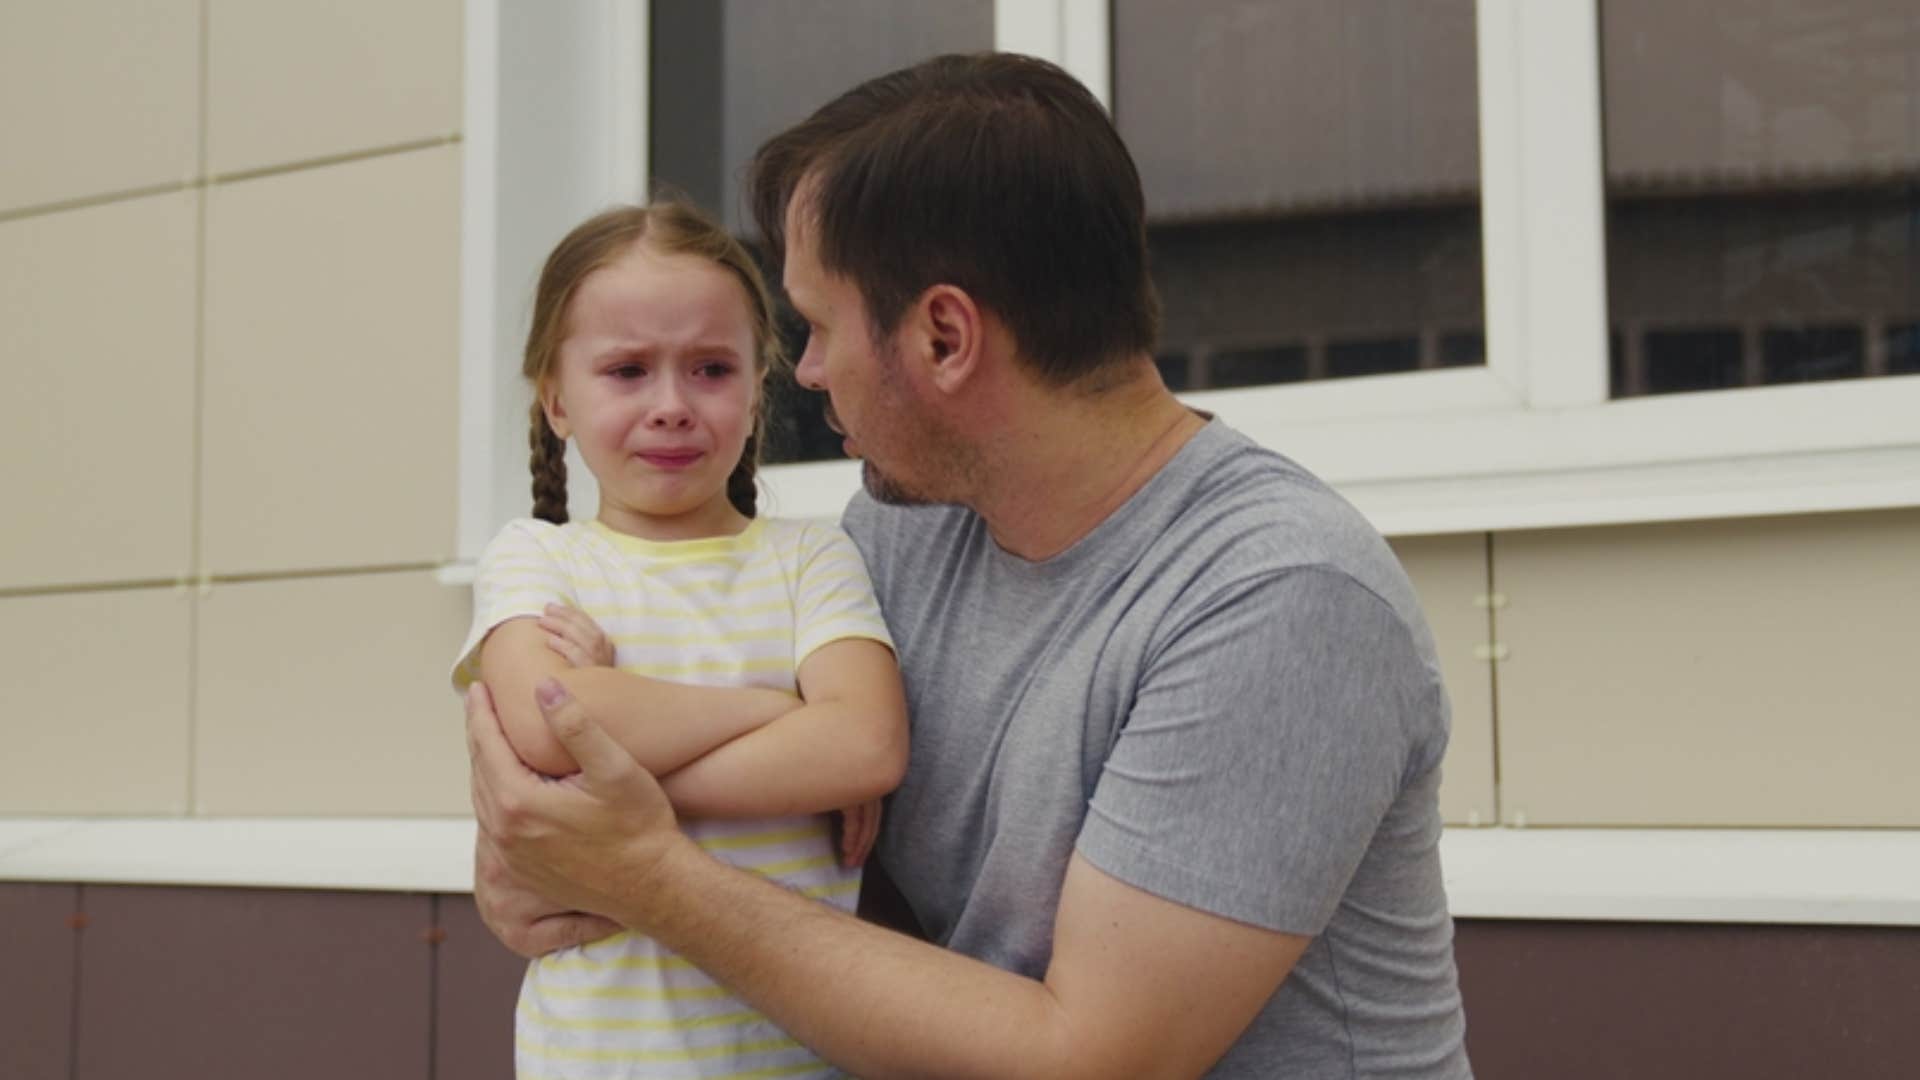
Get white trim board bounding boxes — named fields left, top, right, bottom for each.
left=0, top=819, right=475, bottom=894
left=4, top=820, right=1918, bottom=927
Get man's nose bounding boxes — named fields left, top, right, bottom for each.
left=794, top=343, right=826, bottom=391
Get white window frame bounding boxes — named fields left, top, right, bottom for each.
left=453, top=0, right=1920, bottom=572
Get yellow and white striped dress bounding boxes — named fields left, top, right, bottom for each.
left=453, top=515, right=893, bottom=1079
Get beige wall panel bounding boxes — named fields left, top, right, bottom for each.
left=206, top=0, right=461, bottom=175
left=1389, top=534, right=1497, bottom=826
left=194, top=571, right=472, bottom=814
left=1496, top=510, right=1920, bottom=827
left=0, top=589, right=191, bottom=814
left=201, top=147, right=459, bottom=576
left=0, top=0, right=199, bottom=213
left=0, top=194, right=198, bottom=589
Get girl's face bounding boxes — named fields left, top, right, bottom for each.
left=544, top=244, right=761, bottom=541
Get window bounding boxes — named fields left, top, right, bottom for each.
left=1114, top=0, right=1485, bottom=390
left=1602, top=0, right=1920, bottom=398
left=456, top=0, right=1920, bottom=563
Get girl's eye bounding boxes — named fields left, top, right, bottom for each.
left=608, top=363, right=645, bottom=380
left=696, top=361, right=736, bottom=379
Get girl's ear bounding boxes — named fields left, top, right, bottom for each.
left=540, top=382, right=571, bottom=440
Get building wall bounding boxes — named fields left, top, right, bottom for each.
left=2, top=1, right=1918, bottom=830
left=1, top=3, right=1917, bottom=1077
left=0, top=0, right=472, bottom=817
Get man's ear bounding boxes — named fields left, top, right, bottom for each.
left=540, top=383, right=572, bottom=440
left=918, top=284, right=983, bottom=394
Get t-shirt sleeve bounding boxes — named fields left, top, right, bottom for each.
left=450, top=520, right=577, bottom=692
left=792, top=521, right=894, bottom=668
left=1075, top=566, right=1440, bottom=937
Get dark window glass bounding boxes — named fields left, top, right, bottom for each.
left=649, top=0, right=993, bottom=463
left=1643, top=328, right=1745, bottom=395
left=1211, top=344, right=1309, bottom=388
left=1439, top=330, right=1485, bottom=368
left=1115, top=0, right=1484, bottom=392
left=1327, top=337, right=1420, bottom=380
left=1889, top=323, right=1920, bottom=375
left=1762, top=324, right=1865, bottom=384
left=1603, top=1, right=1920, bottom=398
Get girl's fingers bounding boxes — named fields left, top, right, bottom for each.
left=546, top=633, right=586, bottom=667
left=541, top=606, right=613, bottom=667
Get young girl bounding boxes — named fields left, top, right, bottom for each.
left=452, top=203, right=908, bottom=1079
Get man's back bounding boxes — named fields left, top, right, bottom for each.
left=851, top=419, right=1472, bottom=1077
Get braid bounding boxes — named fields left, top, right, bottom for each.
left=529, top=402, right=570, bottom=524
left=726, top=426, right=761, bottom=518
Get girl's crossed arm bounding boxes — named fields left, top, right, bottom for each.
left=477, top=611, right=908, bottom=821
left=478, top=613, right=795, bottom=779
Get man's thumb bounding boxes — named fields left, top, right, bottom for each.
left=534, top=678, right=624, bottom=778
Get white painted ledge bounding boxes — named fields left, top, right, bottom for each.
left=0, top=818, right=475, bottom=893
left=1439, top=828, right=1920, bottom=927
left=3, top=820, right=1917, bottom=927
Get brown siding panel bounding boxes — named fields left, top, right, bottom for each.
left=0, top=883, right=79, bottom=1080
left=432, top=894, right=524, bottom=1080
left=1456, top=919, right=1920, bottom=1080
left=74, top=885, right=432, bottom=1080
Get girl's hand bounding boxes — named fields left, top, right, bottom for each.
left=833, top=799, right=883, bottom=868
left=540, top=603, right=615, bottom=667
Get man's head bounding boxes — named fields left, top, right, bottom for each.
left=748, top=52, right=1160, bottom=391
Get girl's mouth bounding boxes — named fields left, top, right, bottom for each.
left=637, top=450, right=702, bottom=468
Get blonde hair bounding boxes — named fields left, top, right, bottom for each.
left=522, top=202, right=785, bottom=524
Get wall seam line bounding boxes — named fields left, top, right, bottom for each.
left=208, top=135, right=464, bottom=186
left=187, top=0, right=211, bottom=816
left=67, top=883, right=84, bottom=1080
left=1484, top=531, right=1504, bottom=826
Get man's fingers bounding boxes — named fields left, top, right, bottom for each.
left=465, top=683, right=516, bottom=770
left=535, top=678, right=637, bottom=786
left=523, top=912, right=623, bottom=958
left=466, top=682, right=534, bottom=829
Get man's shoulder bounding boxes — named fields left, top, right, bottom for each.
left=1149, top=422, right=1388, bottom=571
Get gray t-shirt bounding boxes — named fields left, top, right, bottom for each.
left=847, top=419, right=1471, bottom=1078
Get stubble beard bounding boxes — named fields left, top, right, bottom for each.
left=860, top=458, right=930, bottom=506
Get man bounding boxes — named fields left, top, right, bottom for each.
left=468, top=52, right=1472, bottom=1078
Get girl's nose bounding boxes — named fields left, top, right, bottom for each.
left=647, top=380, right=694, bottom=428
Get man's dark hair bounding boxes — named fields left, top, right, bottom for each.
left=747, top=52, right=1160, bottom=385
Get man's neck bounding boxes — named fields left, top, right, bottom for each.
left=972, top=367, right=1206, bottom=562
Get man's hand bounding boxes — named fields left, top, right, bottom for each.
left=833, top=799, right=883, bottom=868
left=539, top=602, right=615, bottom=668
left=472, top=831, right=621, bottom=958
left=465, top=679, right=690, bottom=927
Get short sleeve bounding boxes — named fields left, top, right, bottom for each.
left=1076, top=567, right=1440, bottom=936
left=792, top=521, right=894, bottom=667
left=449, top=520, right=578, bottom=691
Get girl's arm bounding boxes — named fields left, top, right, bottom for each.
left=657, top=637, right=909, bottom=819
left=477, top=617, right=800, bottom=777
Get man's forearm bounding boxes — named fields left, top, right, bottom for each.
left=627, top=840, right=1078, bottom=1080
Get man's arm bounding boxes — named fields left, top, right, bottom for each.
left=469, top=681, right=1304, bottom=1080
